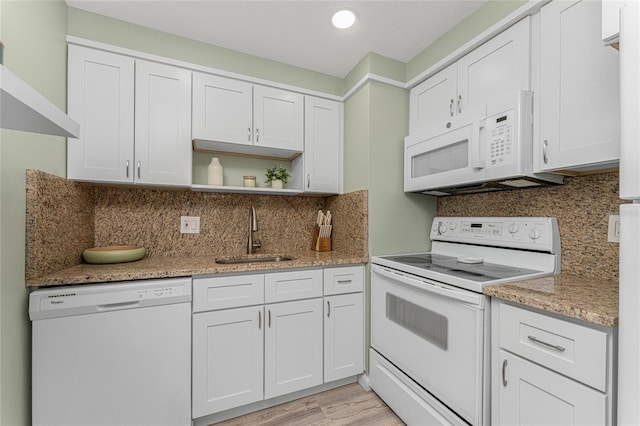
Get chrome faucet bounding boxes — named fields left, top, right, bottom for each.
left=247, top=206, right=261, bottom=254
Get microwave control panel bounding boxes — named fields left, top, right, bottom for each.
left=487, top=109, right=514, bottom=167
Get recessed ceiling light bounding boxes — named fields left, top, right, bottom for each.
left=331, top=9, right=357, bottom=30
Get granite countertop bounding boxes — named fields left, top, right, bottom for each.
left=484, top=273, right=619, bottom=327
left=26, top=250, right=368, bottom=288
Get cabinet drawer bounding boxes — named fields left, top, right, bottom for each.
left=323, top=265, right=364, bottom=295
left=264, top=269, right=322, bottom=303
left=499, top=303, right=608, bottom=391
left=193, top=274, right=264, bottom=312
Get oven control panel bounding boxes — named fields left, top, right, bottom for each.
left=431, top=217, right=559, bottom=252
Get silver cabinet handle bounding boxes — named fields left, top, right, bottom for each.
left=126, top=160, right=130, bottom=178
left=137, top=161, right=141, bottom=179
left=502, top=359, right=508, bottom=387
left=527, top=335, right=566, bottom=352
left=543, top=140, right=549, bottom=164
left=457, top=95, right=462, bottom=114
left=256, top=128, right=260, bottom=143
left=337, top=279, right=352, bottom=284
left=268, top=309, right=271, bottom=328
left=327, top=300, right=331, bottom=318
left=307, top=174, right=310, bottom=188
left=258, top=310, right=262, bottom=329
left=450, top=98, right=454, bottom=116
left=248, top=127, right=251, bottom=142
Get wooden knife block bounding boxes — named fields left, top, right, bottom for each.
left=311, top=225, right=332, bottom=252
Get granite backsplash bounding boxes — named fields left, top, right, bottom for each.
left=25, top=169, right=368, bottom=282
left=437, top=172, right=625, bottom=281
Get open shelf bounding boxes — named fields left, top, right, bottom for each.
left=191, top=184, right=303, bottom=195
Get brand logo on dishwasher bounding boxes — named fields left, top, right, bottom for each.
left=47, top=293, right=75, bottom=305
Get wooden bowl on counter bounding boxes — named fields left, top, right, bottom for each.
left=82, top=246, right=145, bottom=264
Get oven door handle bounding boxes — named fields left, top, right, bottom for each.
left=371, top=264, right=484, bottom=307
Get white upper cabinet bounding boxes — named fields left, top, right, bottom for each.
left=192, top=73, right=304, bottom=159
left=303, top=96, right=342, bottom=194
left=135, top=60, right=192, bottom=186
left=253, top=85, right=304, bottom=152
left=192, top=73, right=253, bottom=147
left=535, top=0, right=620, bottom=172
left=67, top=46, right=192, bottom=186
left=409, top=65, right=458, bottom=133
left=457, top=18, right=531, bottom=116
left=67, top=45, right=134, bottom=183
left=409, top=17, right=531, bottom=134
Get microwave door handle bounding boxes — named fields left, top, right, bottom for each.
left=471, top=119, right=486, bottom=170
left=371, top=265, right=484, bottom=307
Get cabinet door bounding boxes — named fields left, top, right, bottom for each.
left=304, top=97, right=342, bottom=194
left=253, top=85, right=304, bottom=152
left=67, top=45, right=134, bottom=183
left=135, top=60, right=192, bottom=186
left=409, top=64, right=457, bottom=133
left=264, top=298, right=323, bottom=399
left=457, top=17, right=531, bottom=116
left=192, top=73, right=253, bottom=146
left=192, top=306, right=264, bottom=418
left=602, top=0, right=629, bottom=44
left=498, top=350, right=607, bottom=426
left=537, top=0, right=620, bottom=171
left=324, top=293, right=364, bottom=382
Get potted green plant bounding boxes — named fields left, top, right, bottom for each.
left=265, top=165, right=291, bottom=189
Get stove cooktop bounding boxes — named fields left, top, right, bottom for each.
left=381, top=253, right=542, bottom=283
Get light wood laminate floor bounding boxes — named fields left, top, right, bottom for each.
left=212, top=383, right=405, bottom=425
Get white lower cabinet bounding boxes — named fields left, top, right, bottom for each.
left=324, top=292, right=364, bottom=382
left=192, top=265, right=364, bottom=421
left=192, top=306, right=264, bottom=418
left=264, top=298, right=324, bottom=399
left=499, top=350, right=607, bottom=425
left=491, top=299, right=616, bottom=426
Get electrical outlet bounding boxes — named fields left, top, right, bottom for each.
left=607, top=214, right=620, bottom=243
left=180, top=216, right=200, bottom=234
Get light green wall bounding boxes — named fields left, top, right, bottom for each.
left=406, top=0, right=528, bottom=81
left=344, top=52, right=406, bottom=91
left=0, top=1, right=69, bottom=424
left=368, top=82, right=435, bottom=256
left=343, top=85, right=371, bottom=192
left=67, top=7, right=344, bottom=97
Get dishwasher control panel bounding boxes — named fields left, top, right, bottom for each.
left=29, top=278, right=192, bottom=320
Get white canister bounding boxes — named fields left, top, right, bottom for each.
left=207, top=157, right=223, bottom=186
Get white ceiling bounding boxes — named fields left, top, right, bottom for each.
left=65, top=0, right=487, bottom=78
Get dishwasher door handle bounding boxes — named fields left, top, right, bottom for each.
left=97, top=301, right=140, bottom=311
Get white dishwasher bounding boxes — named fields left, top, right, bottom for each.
left=29, top=278, right=192, bottom=426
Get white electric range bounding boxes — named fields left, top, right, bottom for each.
left=369, top=217, right=561, bottom=426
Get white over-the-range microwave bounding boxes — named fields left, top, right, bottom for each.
left=404, top=90, right=563, bottom=196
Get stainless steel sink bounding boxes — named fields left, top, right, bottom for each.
left=215, top=255, right=294, bottom=264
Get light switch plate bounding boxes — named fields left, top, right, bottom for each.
left=608, top=214, right=620, bottom=243
left=180, top=216, right=200, bottom=234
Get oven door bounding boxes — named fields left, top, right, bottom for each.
left=404, top=114, right=486, bottom=193
left=371, top=264, right=486, bottom=425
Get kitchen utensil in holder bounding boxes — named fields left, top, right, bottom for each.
left=312, top=225, right=332, bottom=252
